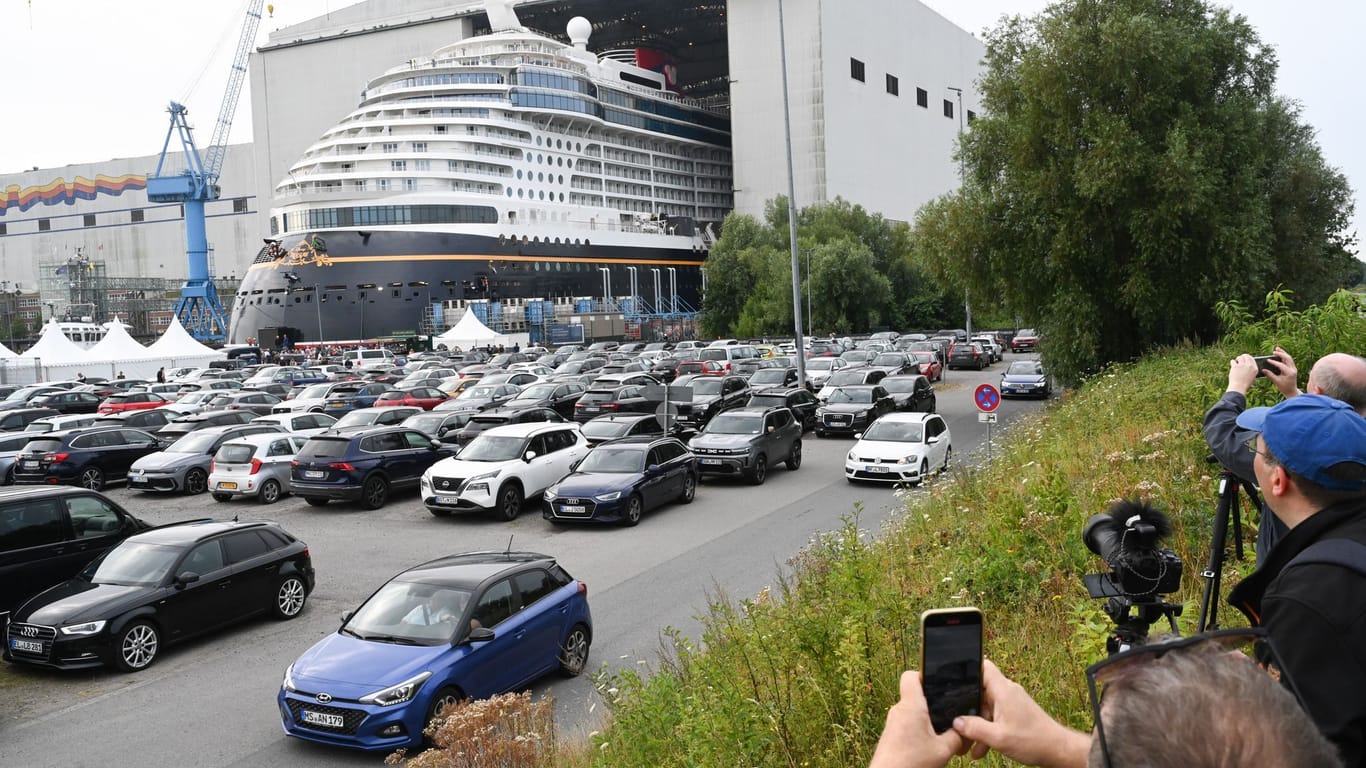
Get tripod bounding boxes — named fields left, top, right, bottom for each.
left=1196, top=457, right=1263, bottom=632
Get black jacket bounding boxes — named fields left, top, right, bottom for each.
left=1203, top=390, right=1288, bottom=560
left=1230, top=498, right=1366, bottom=767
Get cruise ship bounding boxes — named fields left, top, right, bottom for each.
left=228, top=0, right=732, bottom=344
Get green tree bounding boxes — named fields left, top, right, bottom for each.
left=913, top=0, right=1357, bottom=382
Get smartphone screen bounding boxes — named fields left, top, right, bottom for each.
left=921, top=607, right=983, bottom=733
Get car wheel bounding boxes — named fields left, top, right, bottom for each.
left=3, top=465, right=12, bottom=485
left=78, top=466, right=104, bottom=491
left=786, top=441, right=802, bottom=471
left=184, top=468, right=208, bottom=495
left=426, top=685, right=467, bottom=730
left=304, top=497, right=330, bottom=507
left=914, top=459, right=928, bottom=486
left=679, top=472, right=696, bottom=503
left=361, top=475, right=389, bottom=510
left=211, top=492, right=232, bottom=502
left=749, top=454, right=768, bottom=485
left=559, top=623, right=591, bottom=677
left=622, top=494, right=643, bottom=527
left=114, top=620, right=159, bottom=672
left=942, top=447, right=953, bottom=474
left=258, top=479, right=283, bottom=505
left=497, top=483, right=523, bottom=521
left=272, top=575, right=308, bottom=620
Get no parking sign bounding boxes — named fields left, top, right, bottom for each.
left=974, top=384, right=1001, bottom=412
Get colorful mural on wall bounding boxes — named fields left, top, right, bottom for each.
left=0, top=174, right=147, bottom=215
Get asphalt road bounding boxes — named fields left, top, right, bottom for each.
left=1, top=358, right=1048, bottom=766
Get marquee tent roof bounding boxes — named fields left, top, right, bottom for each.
left=145, top=316, right=222, bottom=358
left=435, top=310, right=508, bottom=349
left=0, top=341, right=15, bottom=359
left=19, top=320, right=88, bottom=363
left=87, top=316, right=150, bottom=360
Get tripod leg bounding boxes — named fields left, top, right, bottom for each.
left=1197, top=476, right=1234, bottom=632
left=1231, top=489, right=1244, bottom=562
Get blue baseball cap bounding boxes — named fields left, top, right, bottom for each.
left=1237, top=394, right=1366, bottom=491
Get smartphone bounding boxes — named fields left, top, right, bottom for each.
left=921, top=607, right=983, bottom=733
left=1253, top=355, right=1276, bottom=377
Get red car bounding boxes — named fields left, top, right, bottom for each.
left=97, top=392, right=173, bottom=414
left=675, top=359, right=726, bottom=377
left=373, top=386, right=450, bottom=411
left=911, top=351, right=944, bottom=382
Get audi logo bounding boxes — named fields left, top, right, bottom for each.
left=564, top=498, right=583, bottom=505
left=20, top=626, right=39, bottom=637
left=316, top=693, right=333, bottom=703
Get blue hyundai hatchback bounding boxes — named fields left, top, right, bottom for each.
left=290, top=426, right=456, bottom=509
left=278, top=551, right=592, bottom=751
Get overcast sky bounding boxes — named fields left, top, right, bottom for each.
left=2, top=0, right=1359, bottom=246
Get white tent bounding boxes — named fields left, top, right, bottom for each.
left=0, top=341, right=16, bottom=359
left=87, top=317, right=150, bottom=360
left=434, top=309, right=509, bottom=351
left=146, top=316, right=223, bottom=358
left=19, top=320, right=87, bottom=363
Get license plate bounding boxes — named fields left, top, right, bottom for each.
left=327, top=401, right=344, bottom=408
left=700, top=458, right=722, bottom=465
left=20, top=459, right=37, bottom=468
left=10, top=638, right=42, bottom=653
left=436, top=495, right=459, bottom=504
left=304, top=470, right=325, bottom=479
left=301, top=709, right=345, bottom=728
left=866, top=465, right=888, bottom=473
left=218, top=481, right=238, bottom=490
left=582, top=407, right=599, bottom=413
left=560, top=504, right=585, bottom=514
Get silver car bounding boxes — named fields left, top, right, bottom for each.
left=0, top=432, right=34, bottom=484
left=209, top=433, right=308, bottom=504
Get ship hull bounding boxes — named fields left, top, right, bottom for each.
left=228, top=229, right=706, bottom=345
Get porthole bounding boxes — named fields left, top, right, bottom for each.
left=559, top=193, right=565, bottom=202
left=518, top=188, right=524, bottom=198
left=536, top=136, right=543, bottom=146
left=538, top=172, right=544, bottom=182
left=538, top=154, right=544, bottom=163
left=556, top=139, right=563, bottom=149
left=558, top=175, right=564, bottom=184
left=507, top=188, right=513, bottom=197
left=576, top=142, right=582, bottom=152
left=516, top=169, right=523, bottom=179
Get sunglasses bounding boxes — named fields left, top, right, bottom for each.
left=1085, top=628, right=1302, bottom=768
left=1243, top=435, right=1273, bottom=462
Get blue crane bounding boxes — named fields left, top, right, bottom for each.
left=146, top=0, right=265, bottom=343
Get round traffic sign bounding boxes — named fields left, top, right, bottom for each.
left=974, top=383, right=1001, bottom=413
left=655, top=402, right=680, bottom=429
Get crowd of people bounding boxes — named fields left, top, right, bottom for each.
left=871, top=349, right=1366, bottom=768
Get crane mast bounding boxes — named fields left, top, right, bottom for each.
left=146, top=0, right=264, bottom=342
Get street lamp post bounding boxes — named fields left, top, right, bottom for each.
left=947, top=85, right=971, bottom=336
left=597, top=268, right=611, bottom=311
left=777, top=0, right=808, bottom=390
left=804, top=250, right=812, bottom=337
left=626, top=266, right=638, bottom=313
left=650, top=268, right=662, bottom=314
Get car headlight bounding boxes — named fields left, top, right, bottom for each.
left=465, top=470, right=498, bottom=494
left=59, top=620, right=106, bottom=636
left=359, top=671, right=432, bottom=707
left=847, top=451, right=857, bottom=461
left=283, top=664, right=297, bottom=692
left=896, top=454, right=920, bottom=465
left=420, top=474, right=432, bottom=491
left=596, top=491, right=621, bottom=501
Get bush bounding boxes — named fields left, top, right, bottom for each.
left=387, top=691, right=556, bottom=768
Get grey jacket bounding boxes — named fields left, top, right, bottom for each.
left=1202, top=390, right=1288, bottom=561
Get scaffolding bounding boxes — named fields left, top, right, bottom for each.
left=36, top=253, right=240, bottom=337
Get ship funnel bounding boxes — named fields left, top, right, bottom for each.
left=484, top=0, right=523, bottom=32
left=567, top=16, right=592, bottom=49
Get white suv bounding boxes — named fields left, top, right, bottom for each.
left=420, top=422, right=590, bottom=521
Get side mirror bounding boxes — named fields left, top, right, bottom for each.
left=341, top=610, right=354, bottom=623
left=766, top=425, right=775, bottom=434
left=928, top=435, right=941, bottom=444
left=646, top=463, right=661, bottom=474
left=464, top=626, right=496, bottom=644
left=854, top=432, right=863, bottom=440
left=175, top=571, right=200, bottom=588
left=429, top=441, right=441, bottom=451
left=524, top=450, right=538, bottom=462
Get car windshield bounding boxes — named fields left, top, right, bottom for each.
left=748, top=395, right=788, bottom=408
left=515, top=384, right=558, bottom=400
left=84, top=542, right=182, bottom=586
left=750, top=370, right=787, bottom=384
left=459, top=386, right=499, bottom=400
left=863, top=421, right=925, bottom=443
left=828, top=388, right=873, bottom=404
left=689, top=379, right=723, bottom=396
left=808, top=359, right=835, bottom=371
left=581, top=420, right=632, bottom=439
left=913, top=352, right=934, bottom=364
left=556, top=362, right=586, bottom=374
left=298, top=384, right=331, bottom=399
left=403, top=414, right=446, bottom=433
left=167, top=432, right=221, bottom=454
left=873, top=354, right=905, bottom=366
left=459, top=434, right=528, bottom=462
left=344, top=580, right=474, bottom=645
left=828, top=370, right=867, bottom=387
left=334, top=411, right=380, bottom=428
left=705, top=413, right=762, bottom=435
left=1018, top=329, right=1037, bottom=337
left=182, top=392, right=214, bottom=403
left=215, top=443, right=257, bottom=463
left=1008, top=362, right=1044, bottom=375
left=578, top=447, right=645, bottom=473
left=881, top=378, right=919, bottom=393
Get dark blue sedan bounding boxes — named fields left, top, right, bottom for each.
left=278, top=551, right=592, bottom=751
left=1000, top=360, right=1052, bottom=398
left=542, top=436, right=696, bottom=526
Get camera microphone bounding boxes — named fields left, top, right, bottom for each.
left=1083, top=500, right=1173, bottom=563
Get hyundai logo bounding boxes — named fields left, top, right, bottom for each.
left=316, top=693, right=333, bottom=703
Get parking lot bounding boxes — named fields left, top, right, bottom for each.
left=2, top=357, right=1048, bottom=766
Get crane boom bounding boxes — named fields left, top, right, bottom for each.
left=205, top=0, right=264, bottom=183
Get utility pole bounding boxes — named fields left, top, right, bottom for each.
left=948, top=86, right=971, bottom=336
left=778, top=0, right=808, bottom=389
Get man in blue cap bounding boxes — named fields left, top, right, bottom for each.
left=1230, top=394, right=1366, bottom=765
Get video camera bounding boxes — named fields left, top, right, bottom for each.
left=1081, top=500, right=1184, bottom=653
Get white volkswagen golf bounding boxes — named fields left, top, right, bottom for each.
left=844, top=412, right=951, bottom=485
left=421, top=422, right=590, bottom=521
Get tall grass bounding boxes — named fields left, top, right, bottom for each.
left=584, top=290, right=1365, bottom=767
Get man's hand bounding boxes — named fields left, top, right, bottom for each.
left=1264, top=347, right=1300, bottom=399
left=1227, top=354, right=1260, bottom=396
left=869, top=670, right=965, bottom=768
left=951, top=660, right=1090, bottom=768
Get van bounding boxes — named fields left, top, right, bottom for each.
left=0, top=487, right=149, bottom=625
left=697, top=344, right=761, bottom=374
left=342, top=348, right=397, bottom=371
